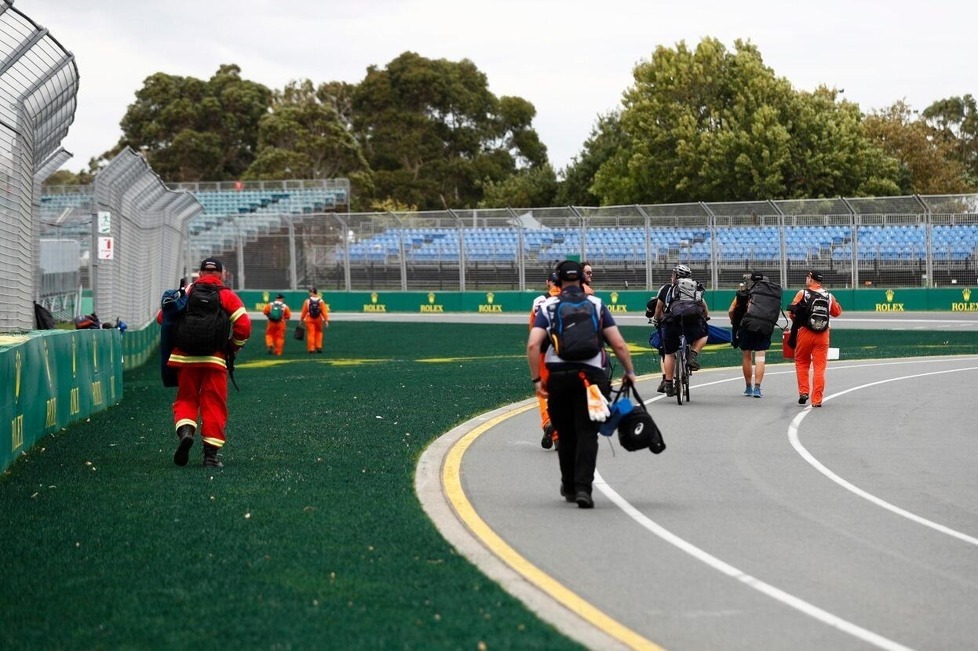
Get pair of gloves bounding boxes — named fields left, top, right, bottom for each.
left=581, top=374, right=611, bottom=422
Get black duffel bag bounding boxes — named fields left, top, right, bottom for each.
left=617, top=385, right=666, bottom=454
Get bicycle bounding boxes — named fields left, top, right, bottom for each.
left=674, top=325, right=692, bottom=405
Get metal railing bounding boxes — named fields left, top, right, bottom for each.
left=0, top=1, right=78, bottom=332
left=179, top=197, right=977, bottom=293
left=90, top=148, right=202, bottom=329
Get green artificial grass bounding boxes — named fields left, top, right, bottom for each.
left=1, top=322, right=976, bottom=650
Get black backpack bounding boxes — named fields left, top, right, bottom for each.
left=172, top=283, right=231, bottom=355
left=34, top=302, right=56, bottom=330
left=740, top=278, right=783, bottom=338
left=801, top=289, right=831, bottom=333
left=547, top=293, right=602, bottom=361
left=307, top=298, right=322, bottom=318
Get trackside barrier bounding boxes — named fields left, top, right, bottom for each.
left=238, top=287, right=978, bottom=316
left=1, top=329, right=123, bottom=473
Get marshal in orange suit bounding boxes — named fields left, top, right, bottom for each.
left=300, top=288, right=329, bottom=354
left=262, top=294, right=292, bottom=356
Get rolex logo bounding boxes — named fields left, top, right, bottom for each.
left=14, top=350, right=22, bottom=399
left=611, top=291, right=620, bottom=304
left=886, top=289, right=895, bottom=302
left=964, top=288, right=972, bottom=301
left=428, top=292, right=436, bottom=304
left=371, top=292, right=379, bottom=304
left=486, top=292, right=494, bottom=304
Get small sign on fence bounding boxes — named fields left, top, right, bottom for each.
left=97, top=236, right=114, bottom=260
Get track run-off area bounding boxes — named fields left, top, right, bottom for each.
left=411, top=309, right=977, bottom=650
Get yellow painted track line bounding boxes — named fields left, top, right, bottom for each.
left=441, top=403, right=663, bottom=651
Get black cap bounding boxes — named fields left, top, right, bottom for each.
left=547, top=272, right=559, bottom=284
left=750, top=271, right=764, bottom=281
left=199, top=257, right=223, bottom=273
left=309, top=287, right=318, bottom=294
left=556, top=260, right=582, bottom=282
left=808, top=270, right=824, bottom=282
left=275, top=294, right=285, bottom=299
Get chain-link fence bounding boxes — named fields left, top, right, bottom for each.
left=201, top=196, right=977, bottom=293
left=0, top=1, right=78, bottom=332
left=90, top=148, right=202, bottom=329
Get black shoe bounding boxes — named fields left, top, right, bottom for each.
left=173, top=425, right=195, bottom=466
left=541, top=422, right=555, bottom=449
left=812, top=403, right=822, bottom=408
left=316, top=349, right=323, bottom=353
left=656, top=377, right=667, bottom=393
left=687, top=350, right=701, bottom=371
left=560, top=484, right=576, bottom=503
left=798, top=393, right=809, bottom=405
left=203, top=444, right=223, bottom=469
left=665, top=381, right=676, bottom=397
left=267, top=346, right=274, bottom=354
left=575, top=491, right=594, bottom=509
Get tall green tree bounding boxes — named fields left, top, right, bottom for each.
left=592, top=37, right=902, bottom=205
left=864, top=101, right=972, bottom=194
left=351, top=52, right=547, bottom=210
left=921, top=94, right=978, bottom=188
left=479, top=164, right=558, bottom=208
left=244, top=80, right=371, bottom=185
left=118, top=64, right=272, bottom=182
left=786, top=87, right=901, bottom=198
left=555, top=112, right=624, bottom=206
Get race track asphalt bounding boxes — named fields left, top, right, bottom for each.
left=414, top=309, right=978, bottom=650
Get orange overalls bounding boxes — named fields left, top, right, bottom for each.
left=156, top=276, right=252, bottom=449
left=530, top=286, right=561, bottom=434
left=262, top=300, right=292, bottom=355
left=789, top=285, right=843, bottom=406
left=301, top=296, right=329, bottom=353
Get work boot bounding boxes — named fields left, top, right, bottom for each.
left=665, top=380, right=676, bottom=397
left=541, top=421, right=555, bottom=450
left=173, top=425, right=195, bottom=467
left=687, top=349, right=701, bottom=371
left=559, top=484, right=576, bottom=503
left=203, top=443, right=223, bottom=469
left=575, top=491, right=594, bottom=509
left=798, top=393, right=809, bottom=405
left=657, top=377, right=668, bottom=393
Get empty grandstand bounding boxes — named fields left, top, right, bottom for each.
left=38, top=186, right=978, bottom=295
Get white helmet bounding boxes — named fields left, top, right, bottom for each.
left=673, top=264, right=691, bottom=278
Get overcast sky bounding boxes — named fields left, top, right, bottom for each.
left=24, top=0, right=978, bottom=174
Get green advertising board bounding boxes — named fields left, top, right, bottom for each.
left=238, top=286, right=978, bottom=316
left=1, top=329, right=125, bottom=473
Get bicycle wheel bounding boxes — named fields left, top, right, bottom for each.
left=675, top=338, right=686, bottom=405
left=682, top=344, right=691, bottom=402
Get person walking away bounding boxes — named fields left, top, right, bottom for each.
left=530, top=272, right=562, bottom=450
left=653, top=265, right=709, bottom=397
left=646, top=272, right=675, bottom=393
left=301, top=288, right=329, bottom=353
left=263, top=293, right=291, bottom=356
left=527, top=260, right=638, bottom=509
left=787, top=270, right=842, bottom=407
left=158, top=257, right=251, bottom=468
left=729, top=271, right=781, bottom=398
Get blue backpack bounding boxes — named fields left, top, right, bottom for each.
left=547, top=293, right=602, bottom=361
left=159, top=287, right=189, bottom=387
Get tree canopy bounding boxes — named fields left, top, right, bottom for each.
left=352, top=51, right=548, bottom=210
left=47, top=43, right=978, bottom=204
